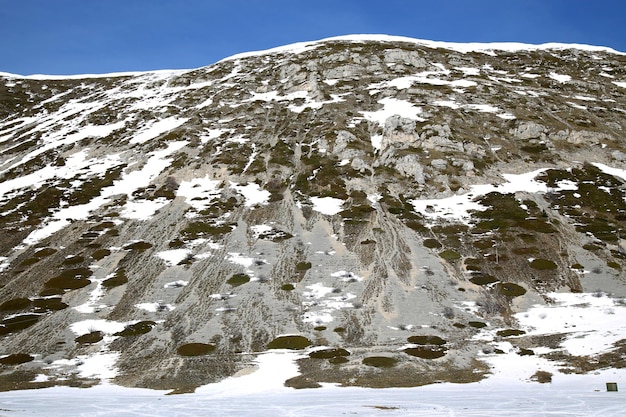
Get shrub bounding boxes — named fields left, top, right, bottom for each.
left=32, top=297, right=68, bottom=312
left=177, top=343, right=216, bottom=356
left=44, top=268, right=93, bottom=291
left=0, top=353, right=34, bottom=365
left=114, top=321, right=156, bottom=337
left=280, top=283, right=295, bottom=291
left=227, top=273, right=250, bottom=287
left=531, top=370, right=553, bottom=383
left=423, top=239, right=442, bottom=249
left=123, top=241, right=153, bottom=251
left=309, top=348, right=350, bottom=359
left=267, top=335, right=312, bottom=350
left=469, top=273, right=498, bottom=286
left=75, top=331, right=104, bottom=344
left=102, top=268, right=128, bottom=288
left=0, top=314, right=40, bottom=335
left=0, top=298, right=31, bottom=312
left=362, top=356, right=398, bottom=368
left=496, top=329, right=526, bottom=337
left=530, top=259, right=557, bottom=270
left=407, top=335, right=447, bottom=345
left=91, top=249, right=111, bottom=260
left=404, top=346, right=447, bottom=359
left=62, top=255, right=85, bottom=265
left=296, top=261, right=312, bottom=271
left=439, top=249, right=461, bottom=260
left=497, top=282, right=527, bottom=297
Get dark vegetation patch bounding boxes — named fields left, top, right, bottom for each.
left=473, top=193, right=555, bottom=233
left=468, top=321, right=487, bottom=329
left=309, top=348, right=350, bottom=359
left=280, top=283, right=295, bottom=291
left=267, top=335, right=312, bottom=350
left=43, top=268, right=93, bottom=292
left=439, top=249, right=461, bottom=261
left=181, top=221, right=234, bottom=239
left=423, top=238, right=442, bottom=249
left=0, top=314, right=40, bottom=335
left=114, top=321, right=156, bottom=337
left=32, top=297, right=68, bottom=312
left=469, top=273, right=498, bottom=286
left=123, top=241, right=153, bottom=251
left=0, top=298, right=31, bottom=312
left=257, top=229, right=293, bottom=241
left=339, top=204, right=374, bottom=223
left=177, top=343, right=216, bottom=356
left=531, top=370, right=553, bottom=383
left=362, top=356, right=398, bottom=368
left=497, top=282, right=527, bottom=297
left=91, top=249, right=111, bottom=260
left=227, top=273, right=250, bottom=287
left=102, top=268, right=128, bottom=288
left=0, top=353, right=34, bottom=365
left=407, top=335, right=447, bottom=345
left=403, top=346, right=447, bottom=359
left=296, top=261, right=312, bottom=271
left=538, top=164, right=626, bottom=242
left=62, top=255, right=85, bottom=265
left=168, top=238, right=185, bottom=248
left=497, top=329, right=527, bottom=337
left=530, top=258, right=558, bottom=270
left=75, top=331, right=104, bottom=344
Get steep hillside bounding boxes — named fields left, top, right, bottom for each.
left=1, top=35, right=625, bottom=392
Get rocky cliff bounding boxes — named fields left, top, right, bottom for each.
left=1, top=35, right=625, bottom=392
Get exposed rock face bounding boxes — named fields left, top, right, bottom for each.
left=0, top=36, right=625, bottom=392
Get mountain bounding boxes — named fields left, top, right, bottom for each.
left=1, top=35, right=625, bottom=393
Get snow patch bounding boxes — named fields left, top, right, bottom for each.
left=310, top=196, right=344, bottom=215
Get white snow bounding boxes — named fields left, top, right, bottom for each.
left=20, top=141, right=186, bottom=245
left=121, top=198, right=169, bottom=220
left=3, top=355, right=625, bottom=416
left=231, top=182, right=270, bottom=207
left=164, top=280, right=189, bottom=288
left=157, top=249, right=191, bottom=266
left=135, top=302, right=174, bottom=312
left=129, top=117, right=189, bottom=144
left=331, top=270, right=363, bottom=282
left=593, top=162, right=626, bottom=181
left=370, top=134, right=383, bottom=151
left=69, top=319, right=128, bottom=336
left=411, top=168, right=549, bottom=223
left=310, top=196, right=344, bottom=215
left=613, top=81, right=626, bottom=88
left=177, top=176, right=222, bottom=212
left=0, top=257, right=9, bottom=272
left=250, top=224, right=273, bottom=238
left=226, top=252, right=261, bottom=270
left=515, top=293, right=626, bottom=356
left=549, top=72, right=572, bottom=83
left=360, top=97, right=424, bottom=125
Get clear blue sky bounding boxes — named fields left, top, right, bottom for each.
left=2, top=0, right=625, bottom=75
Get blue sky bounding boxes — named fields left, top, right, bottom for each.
left=2, top=0, right=625, bottom=75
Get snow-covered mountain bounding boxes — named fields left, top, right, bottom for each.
left=1, top=35, right=625, bottom=392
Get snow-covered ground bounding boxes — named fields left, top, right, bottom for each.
left=0, top=367, right=623, bottom=416
left=2, top=293, right=625, bottom=416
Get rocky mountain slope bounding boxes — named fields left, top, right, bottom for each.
left=1, top=35, right=625, bottom=392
